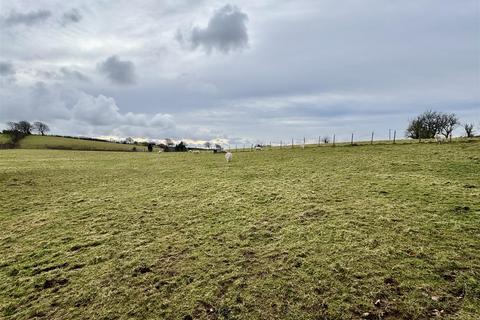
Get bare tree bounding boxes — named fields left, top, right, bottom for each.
left=10, top=121, right=32, bottom=135
left=438, top=113, right=459, bottom=140
left=6, top=121, right=18, bottom=132
left=406, top=110, right=459, bottom=140
left=204, top=141, right=211, bottom=149
left=406, top=110, right=442, bottom=139
left=464, top=123, right=474, bottom=138
left=4, top=121, right=28, bottom=144
left=33, top=121, right=50, bottom=135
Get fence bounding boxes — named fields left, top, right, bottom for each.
left=224, top=129, right=429, bottom=152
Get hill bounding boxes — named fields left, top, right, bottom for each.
left=0, top=141, right=479, bottom=319
left=15, top=135, right=149, bottom=152
left=0, top=134, right=11, bottom=144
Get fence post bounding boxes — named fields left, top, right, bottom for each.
left=333, top=134, right=336, bottom=147
left=292, top=138, right=294, bottom=148
left=280, top=140, right=282, bottom=149
left=389, top=129, right=391, bottom=141
left=303, top=137, right=305, bottom=149
left=371, top=132, right=374, bottom=145
left=393, top=130, right=396, bottom=144
left=351, top=133, right=354, bottom=146
left=318, top=136, right=321, bottom=146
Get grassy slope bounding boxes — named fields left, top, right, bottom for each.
left=17, top=135, right=148, bottom=152
left=0, top=142, right=479, bottom=319
left=0, top=134, right=11, bottom=144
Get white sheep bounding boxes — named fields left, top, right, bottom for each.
left=225, top=152, right=233, bottom=162
left=435, top=134, right=446, bottom=144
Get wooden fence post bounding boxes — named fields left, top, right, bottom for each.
left=291, top=138, right=294, bottom=148
left=333, top=134, right=336, bottom=147
left=371, top=132, right=374, bottom=145
left=393, top=130, right=396, bottom=144
left=351, top=133, right=354, bottom=145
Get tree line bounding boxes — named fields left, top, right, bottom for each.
left=2, top=121, right=50, bottom=144
left=406, top=111, right=475, bottom=140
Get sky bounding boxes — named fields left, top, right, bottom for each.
left=0, top=0, right=479, bottom=145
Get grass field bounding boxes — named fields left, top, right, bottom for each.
left=15, top=135, right=149, bottom=152
left=0, top=134, right=12, bottom=144
left=1, top=141, right=479, bottom=319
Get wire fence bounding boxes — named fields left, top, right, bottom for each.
left=222, top=129, right=443, bottom=152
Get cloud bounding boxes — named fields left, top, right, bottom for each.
left=178, top=4, right=249, bottom=53
left=0, top=61, right=15, bottom=76
left=3, top=10, right=51, bottom=27
left=60, top=67, right=89, bottom=82
left=60, top=8, right=82, bottom=26
left=97, top=55, right=136, bottom=85
left=0, top=81, right=176, bottom=138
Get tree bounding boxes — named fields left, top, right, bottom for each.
left=4, top=121, right=28, bottom=144
left=204, top=141, right=211, bottom=149
left=464, top=123, right=474, bottom=138
left=125, top=137, right=134, bottom=144
left=33, top=121, right=50, bottom=135
left=6, top=121, right=17, bottom=131
left=438, top=113, right=459, bottom=140
left=406, top=110, right=455, bottom=140
left=17, top=121, right=33, bottom=135
left=165, top=138, right=175, bottom=146
left=175, top=141, right=187, bottom=152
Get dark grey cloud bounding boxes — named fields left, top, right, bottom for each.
left=0, top=61, right=15, bottom=76
left=3, top=10, right=51, bottom=27
left=179, top=4, right=248, bottom=53
left=60, top=8, right=82, bottom=26
left=97, top=55, right=136, bottom=85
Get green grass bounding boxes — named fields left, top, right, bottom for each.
left=0, top=134, right=11, bottom=144
left=1, top=141, right=479, bottom=319
left=17, top=135, right=149, bottom=152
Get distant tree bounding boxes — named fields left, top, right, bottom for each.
left=157, top=143, right=168, bottom=151
left=6, top=121, right=17, bottom=131
left=464, top=123, right=475, bottom=138
left=147, top=143, right=153, bottom=152
left=406, top=110, right=443, bottom=139
left=17, top=121, right=33, bottom=135
left=437, top=113, right=459, bottom=140
left=165, top=138, right=175, bottom=146
left=125, top=137, right=134, bottom=144
left=175, top=141, right=187, bottom=152
left=214, top=144, right=222, bottom=150
left=204, top=141, right=211, bottom=149
left=33, top=121, right=50, bottom=135
left=4, top=121, right=27, bottom=144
